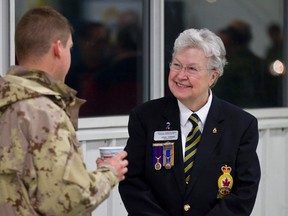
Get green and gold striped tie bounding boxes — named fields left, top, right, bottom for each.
left=184, top=113, right=201, bottom=183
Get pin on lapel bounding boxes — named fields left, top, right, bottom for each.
left=213, top=128, right=217, bottom=134
left=166, top=122, right=171, bottom=130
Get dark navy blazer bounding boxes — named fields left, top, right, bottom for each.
left=119, top=94, right=261, bottom=216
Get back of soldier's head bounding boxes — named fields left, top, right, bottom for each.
left=15, top=6, right=73, bottom=63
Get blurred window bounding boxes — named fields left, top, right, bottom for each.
left=15, top=0, right=149, bottom=117
left=164, top=0, right=286, bottom=108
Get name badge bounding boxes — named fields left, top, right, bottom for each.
left=154, top=130, right=178, bottom=141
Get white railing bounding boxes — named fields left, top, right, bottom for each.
left=77, top=108, right=288, bottom=216
left=77, top=116, right=129, bottom=216
left=249, top=108, right=288, bottom=216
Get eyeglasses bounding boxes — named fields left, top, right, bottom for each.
left=169, top=62, right=214, bottom=75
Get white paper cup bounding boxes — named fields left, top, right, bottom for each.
left=99, top=146, right=125, bottom=160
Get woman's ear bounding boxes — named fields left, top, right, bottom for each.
left=209, top=70, right=219, bottom=87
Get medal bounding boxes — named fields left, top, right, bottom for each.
left=153, top=144, right=163, bottom=170
left=163, top=142, right=174, bottom=169
left=155, top=156, right=162, bottom=170
left=152, top=141, right=175, bottom=170
left=164, top=153, right=171, bottom=169
left=164, top=159, right=172, bottom=169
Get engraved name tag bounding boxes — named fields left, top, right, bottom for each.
left=154, top=130, right=178, bottom=141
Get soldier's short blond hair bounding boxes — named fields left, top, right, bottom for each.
left=15, top=6, right=73, bottom=62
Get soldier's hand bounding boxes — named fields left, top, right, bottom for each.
left=96, top=151, right=128, bottom=181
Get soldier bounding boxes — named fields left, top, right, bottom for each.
left=0, top=6, right=128, bottom=216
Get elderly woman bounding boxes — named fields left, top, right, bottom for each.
left=119, top=28, right=260, bottom=216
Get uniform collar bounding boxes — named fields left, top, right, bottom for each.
left=5, top=66, right=86, bottom=130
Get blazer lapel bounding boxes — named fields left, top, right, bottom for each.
left=185, top=96, right=224, bottom=196
left=161, top=97, right=186, bottom=196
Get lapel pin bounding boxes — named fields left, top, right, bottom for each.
left=166, top=122, right=171, bottom=130
left=213, top=128, right=217, bottom=134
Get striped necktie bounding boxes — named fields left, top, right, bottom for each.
left=184, top=113, right=201, bottom=183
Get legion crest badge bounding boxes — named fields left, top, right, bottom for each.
left=217, top=165, right=233, bottom=199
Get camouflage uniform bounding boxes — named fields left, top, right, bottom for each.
left=0, top=66, right=119, bottom=216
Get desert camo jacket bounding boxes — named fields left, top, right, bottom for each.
left=0, top=66, right=119, bottom=216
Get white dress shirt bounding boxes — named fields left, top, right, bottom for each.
left=178, top=91, right=213, bottom=158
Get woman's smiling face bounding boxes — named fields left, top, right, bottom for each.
left=168, top=47, right=219, bottom=111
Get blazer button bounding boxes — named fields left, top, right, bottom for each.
left=184, top=204, right=190, bottom=211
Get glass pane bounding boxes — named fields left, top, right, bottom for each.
left=164, top=0, right=286, bottom=108
left=15, top=0, right=148, bottom=117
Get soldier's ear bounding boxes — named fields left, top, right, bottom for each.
left=52, top=40, right=62, bottom=58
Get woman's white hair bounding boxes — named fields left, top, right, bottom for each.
left=172, top=28, right=227, bottom=77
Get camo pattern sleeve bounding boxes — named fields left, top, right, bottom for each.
left=0, top=96, right=118, bottom=216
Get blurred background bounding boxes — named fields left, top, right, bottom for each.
left=14, top=0, right=287, bottom=117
